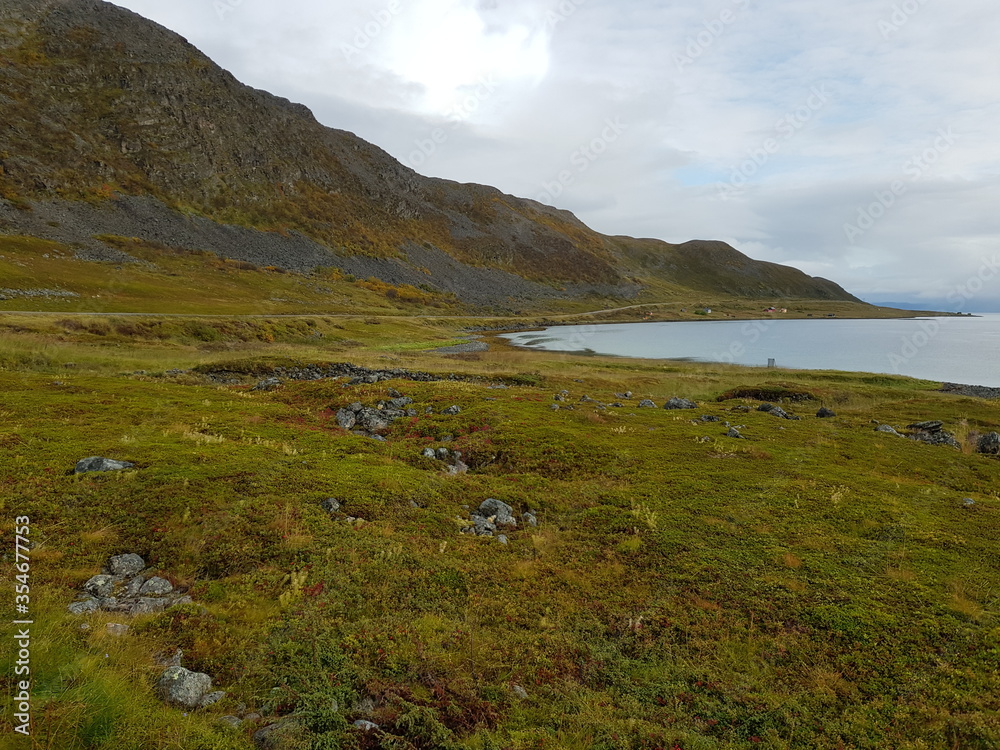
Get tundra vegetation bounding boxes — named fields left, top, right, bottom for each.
left=0, top=304, right=998, bottom=750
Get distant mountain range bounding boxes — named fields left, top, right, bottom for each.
left=0, top=0, right=862, bottom=308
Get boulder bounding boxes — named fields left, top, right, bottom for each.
left=638, top=399, right=656, bottom=408
left=522, top=512, right=538, bottom=527
left=816, top=407, right=837, bottom=418
left=664, top=397, right=697, bottom=410
left=757, top=403, right=775, bottom=412
left=476, top=498, right=518, bottom=527
left=876, top=425, right=901, bottom=436
left=75, top=457, right=134, bottom=474
left=83, top=574, right=118, bottom=598
left=108, top=553, right=145, bottom=577
left=727, top=427, right=744, bottom=439
left=421, top=447, right=437, bottom=459
left=139, top=577, right=174, bottom=596
left=335, top=408, right=357, bottom=430
left=701, top=415, right=721, bottom=423
left=157, top=666, right=213, bottom=709
left=130, top=597, right=171, bottom=616
left=354, top=407, right=391, bottom=432
left=388, top=396, right=414, bottom=408
left=321, top=498, right=341, bottom=513
left=442, top=405, right=462, bottom=415
left=977, top=432, right=1000, bottom=454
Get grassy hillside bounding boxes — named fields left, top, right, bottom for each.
left=1, top=314, right=998, bottom=749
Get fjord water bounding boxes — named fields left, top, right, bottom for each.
left=501, top=314, right=1000, bottom=387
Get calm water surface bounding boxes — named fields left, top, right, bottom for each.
left=501, top=314, right=1000, bottom=387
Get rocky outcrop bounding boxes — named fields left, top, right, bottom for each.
left=68, top=554, right=192, bottom=616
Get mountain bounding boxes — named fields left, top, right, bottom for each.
left=0, top=0, right=862, bottom=308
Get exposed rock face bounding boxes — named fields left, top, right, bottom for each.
left=0, top=0, right=861, bottom=306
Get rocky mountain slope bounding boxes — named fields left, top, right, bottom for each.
left=0, top=0, right=861, bottom=307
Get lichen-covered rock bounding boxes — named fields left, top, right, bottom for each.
left=977, top=431, right=1000, bottom=454
left=68, top=597, right=100, bottom=615
left=83, top=574, right=118, bottom=598
left=139, top=577, right=174, bottom=596
left=157, top=666, right=213, bottom=709
left=476, top=498, right=517, bottom=527
left=108, top=553, right=145, bottom=577
left=638, top=399, right=656, bottom=408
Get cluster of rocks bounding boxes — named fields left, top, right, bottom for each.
left=977, top=431, right=1000, bottom=454
left=758, top=403, right=801, bottom=420
left=939, top=382, right=1000, bottom=399
left=874, top=420, right=965, bottom=449
left=459, top=498, right=536, bottom=543
left=202, top=362, right=445, bottom=386
left=421, top=446, right=468, bottom=474
left=637, top=397, right=697, bottom=410
left=334, top=391, right=461, bottom=439
left=0, top=287, right=80, bottom=300
left=320, top=498, right=371, bottom=526
left=68, top=553, right=192, bottom=616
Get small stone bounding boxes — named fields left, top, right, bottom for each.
left=908, top=420, right=943, bottom=432
left=496, top=535, right=509, bottom=545
left=512, top=684, right=529, bottom=699
left=727, top=427, right=743, bottom=439
left=476, top=498, right=517, bottom=527
left=522, top=512, right=538, bottom=527
left=75, top=457, right=135, bottom=474
left=421, top=447, right=437, bottom=459
left=108, top=553, right=145, bottom=577
left=251, top=377, right=282, bottom=392
left=130, top=597, right=170, bottom=615
left=701, top=415, right=721, bottom=422
left=353, top=720, right=380, bottom=732
left=876, top=425, right=901, bottom=436
left=442, top=405, right=462, bottom=415
left=220, top=715, right=242, bottom=728
left=387, top=388, right=403, bottom=398
left=816, top=407, right=837, bottom=418
left=321, top=498, right=341, bottom=513
left=140, top=577, right=174, bottom=596
left=962, top=498, right=976, bottom=508
left=638, top=399, right=656, bottom=408
left=550, top=403, right=560, bottom=411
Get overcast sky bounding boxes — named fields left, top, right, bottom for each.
left=111, top=0, right=1000, bottom=309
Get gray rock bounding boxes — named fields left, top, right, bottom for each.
left=347, top=402, right=364, bottom=413
left=251, top=377, right=282, bottom=392
left=436, top=447, right=450, bottom=460
left=977, top=431, right=1000, bottom=454
left=129, top=597, right=171, bottom=615
left=74, top=456, right=135, bottom=474
left=447, top=457, right=469, bottom=475
left=757, top=403, right=775, bottom=412
left=522, top=512, right=538, bottom=527
left=83, top=574, right=118, bottom=598
left=425, top=406, right=434, bottom=414
left=140, top=577, right=174, bottom=596
left=354, top=720, right=380, bottom=732
left=124, top=575, right=145, bottom=598
left=664, top=397, right=697, bottom=410
left=816, top=407, right=837, bottom=418
left=638, top=399, right=656, bottom=408
left=442, top=405, right=462, bottom=415
left=220, top=715, right=242, bottom=728
left=727, top=427, right=744, bottom=439
left=512, top=684, right=529, bottom=699
left=554, top=394, right=565, bottom=402
left=68, top=597, right=100, bottom=615
left=406, top=408, right=419, bottom=417
left=172, top=595, right=194, bottom=608
left=157, top=666, right=213, bottom=709
left=106, top=623, right=129, bottom=636
left=421, top=447, right=437, bottom=459
left=388, top=396, right=414, bottom=408
left=108, top=553, right=145, bottom=577
left=355, top=407, right=391, bottom=432
left=550, top=403, right=560, bottom=411
left=476, top=498, right=517, bottom=527
left=156, top=648, right=184, bottom=668
left=962, top=498, right=976, bottom=508
left=701, top=415, right=721, bottom=423
left=335, top=408, right=357, bottom=430
left=98, top=596, right=122, bottom=612
left=496, top=535, right=509, bottom=545
left=876, top=424, right=901, bottom=436
left=910, top=430, right=961, bottom=449
left=387, top=388, right=403, bottom=398
left=471, top=516, right=497, bottom=536
left=321, top=498, right=341, bottom=513
left=908, top=420, right=943, bottom=432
